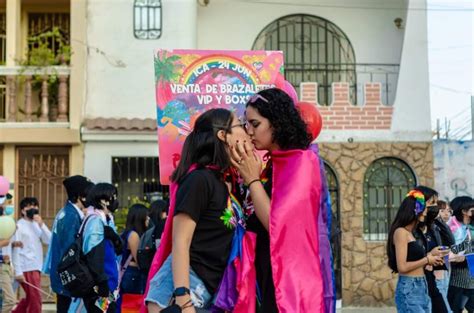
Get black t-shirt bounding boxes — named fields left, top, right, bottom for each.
left=174, top=168, right=233, bottom=293
left=246, top=164, right=279, bottom=313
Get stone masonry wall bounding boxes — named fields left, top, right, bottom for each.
left=318, top=142, right=434, bottom=306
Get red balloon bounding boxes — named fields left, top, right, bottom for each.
left=296, top=102, right=323, bottom=140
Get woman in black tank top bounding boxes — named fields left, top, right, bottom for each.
left=387, top=190, right=444, bottom=313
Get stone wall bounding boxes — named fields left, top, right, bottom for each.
left=318, top=142, right=434, bottom=306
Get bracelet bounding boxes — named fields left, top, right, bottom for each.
left=426, top=256, right=430, bottom=265
left=247, top=179, right=261, bottom=188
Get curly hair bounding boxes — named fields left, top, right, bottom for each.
left=246, top=88, right=312, bottom=150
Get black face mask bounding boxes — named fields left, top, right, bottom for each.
left=26, top=208, right=39, bottom=219
left=426, top=205, right=440, bottom=226
left=108, top=199, right=119, bottom=213
left=79, top=197, right=89, bottom=208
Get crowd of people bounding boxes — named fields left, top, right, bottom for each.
left=387, top=188, right=474, bottom=313
left=0, top=88, right=328, bottom=313
left=0, top=86, right=471, bottom=313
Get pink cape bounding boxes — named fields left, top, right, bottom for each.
left=270, top=149, right=325, bottom=313
left=140, top=181, right=178, bottom=313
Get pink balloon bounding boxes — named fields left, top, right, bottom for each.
left=283, top=80, right=299, bottom=105
left=0, top=176, right=9, bottom=196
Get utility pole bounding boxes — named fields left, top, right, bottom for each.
left=436, top=118, right=440, bottom=140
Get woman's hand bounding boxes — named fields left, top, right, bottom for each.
left=430, top=246, right=450, bottom=257
left=427, top=253, right=444, bottom=266
left=229, top=140, right=262, bottom=184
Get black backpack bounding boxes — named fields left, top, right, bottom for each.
left=136, top=225, right=159, bottom=272
left=57, top=215, right=96, bottom=297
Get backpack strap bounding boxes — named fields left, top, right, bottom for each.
left=77, top=214, right=96, bottom=239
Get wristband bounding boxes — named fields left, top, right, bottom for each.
left=247, top=179, right=261, bottom=188
left=173, top=287, right=190, bottom=297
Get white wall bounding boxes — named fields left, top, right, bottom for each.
left=197, top=0, right=407, bottom=64
left=434, top=140, right=474, bottom=202
left=85, top=0, right=197, bottom=119
left=84, top=139, right=158, bottom=183
left=391, top=0, right=431, bottom=136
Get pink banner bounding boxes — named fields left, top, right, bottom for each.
left=154, top=49, right=284, bottom=184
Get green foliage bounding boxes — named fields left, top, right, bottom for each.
left=113, top=196, right=151, bottom=233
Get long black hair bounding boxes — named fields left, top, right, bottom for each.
left=450, top=196, right=474, bottom=223
left=246, top=88, right=312, bottom=150
left=414, top=186, right=439, bottom=228
left=387, top=196, right=423, bottom=272
left=171, top=108, right=233, bottom=183
left=125, top=204, right=149, bottom=236
left=414, top=185, right=438, bottom=203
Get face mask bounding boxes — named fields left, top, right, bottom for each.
left=426, top=205, right=440, bottom=225
left=4, top=205, right=14, bottom=216
left=108, top=199, right=119, bottom=213
left=26, top=208, right=39, bottom=219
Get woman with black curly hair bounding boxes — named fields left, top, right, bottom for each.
left=231, top=88, right=325, bottom=313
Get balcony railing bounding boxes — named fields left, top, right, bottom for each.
left=287, top=63, right=399, bottom=106
left=0, top=66, right=70, bottom=123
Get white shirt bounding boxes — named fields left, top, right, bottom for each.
left=70, top=201, right=85, bottom=220
left=1, top=238, right=12, bottom=258
left=12, top=218, right=52, bottom=276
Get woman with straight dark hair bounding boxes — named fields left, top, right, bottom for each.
left=447, top=196, right=474, bottom=313
left=144, top=108, right=249, bottom=313
left=387, top=190, right=443, bottom=312
left=413, top=186, right=451, bottom=313
left=118, top=204, right=150, bottom=312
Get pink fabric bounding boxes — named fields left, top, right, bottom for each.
left=270, top=149, right=325, bottom=313
left=233, top=232, right=257, bottom=313
left=140, top=182, right=178, bottom=313
left=12, top=270, right=42, bottom=313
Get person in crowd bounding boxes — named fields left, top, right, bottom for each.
left=439, top=200, right=453, bottom=224
left=0, top=183, right=19, bottom=313
left=43, top=175, right=94, bottom=313
left=387, top=190, right=443, bottom=312
left=118, top=203, right=150, bottom=313
left=231, top=88, right=326, bottom=312
left=412, top=186, right=451, bottom=313
left=81, top=183, right=123, bottom=313
left=434, top=199, right=456, bottom=312
left=148, top=200, right=168, bottom=241
left=144, top=108, right=249, bottom=313
left=12, top=197, right=52, bottom=313
left=447, top=196, right=474, bottom=313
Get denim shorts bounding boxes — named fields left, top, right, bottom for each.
left=395, top=275, right=431, bottom=313
left=145, top=256, right=212, bottom=309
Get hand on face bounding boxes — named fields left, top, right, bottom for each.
left=229, top=140, right=263, bottom=184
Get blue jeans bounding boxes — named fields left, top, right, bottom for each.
left=395, top=275, right=431, bottom=313
left=436, top=270, right=452, bottom=313
left=145, top=256, right=212, bottom=309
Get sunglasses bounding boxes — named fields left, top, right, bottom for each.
left=248, top=94, right=269, bottom=104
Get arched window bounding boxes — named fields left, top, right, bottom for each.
left=323, top=161, right=341, bottom=299
left=363, top=158, right=416, bottom=241
left=252, top=14, right=356, bottom=105
left=134, top=0, right=162, bottom=40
